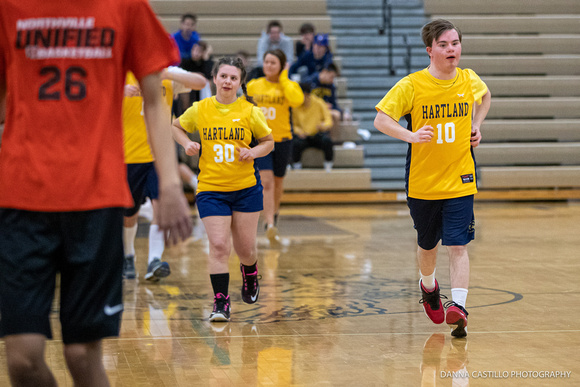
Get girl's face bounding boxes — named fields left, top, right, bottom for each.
left=263, top=53, right=282, bottom=79
left=214, top=65, right=241, bottom=100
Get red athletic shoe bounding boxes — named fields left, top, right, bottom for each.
left=419, top=280, right=446, bottom=324
left=445, top=301, right=469, bottom=338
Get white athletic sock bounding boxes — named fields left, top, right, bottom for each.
left=420, top=269, right=436, bottom=292
left=148, top=224, right=165, bottom=264
left=451, top=288, right=468, bottom=308
left=123, top=224, right=138, bottom=257
left=324, top=161, right=333, bottom=173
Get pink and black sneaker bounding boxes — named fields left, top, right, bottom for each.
left=240, top=264, right=260, bottom=304
left=209, top=293, right=230, bottom=322
left=445, top=301, right=469, bottom=338
left=419, top=280, right=447, bottom=324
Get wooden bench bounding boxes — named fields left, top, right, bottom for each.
left=330, top=121, right=360, bottom=143
left=476, top=143, right=580, bottom=166
left=460, top=55, right=580, bottom=76
left=481, top=119, right=580, bottom=142
left=150, top=0, right=328, bottom=16
left=481, top=76, right=580, bottom=97
left=160, top=16, right=332, bottom=36
left=283, top=168, right=372, bottom=191
left=462, top=35, right=580, bottom=55
left=300, top=145, right=365, bottom=168
left=478, top=166, right=580, bottom=189
left=487, top=97, right=580, bottom=119
left=425, top=0, right=580, bottom=14
left=434, top=15, right=580, bottom=34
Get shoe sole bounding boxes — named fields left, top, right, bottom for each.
left=209, top=313, right=230, bottom=322
left=447, top=311, right=468, bottom=338
left=144, top=262, right=171, bottom=281
left=242, top=286, right=260, bottom=304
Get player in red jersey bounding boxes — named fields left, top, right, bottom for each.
left=0, top=1, right=192, bottom=385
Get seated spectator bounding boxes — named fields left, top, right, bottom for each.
left=289, top=33, right=333, bottom=82
left=304, top=63, right=350, bottom=128
left=175, top=41, right=213, bottom=116
left=295, top=23, right=315, bottom=60
left=173, top=13, right=200, bottom=61
left=292, top=83, right=334, bottom=172
left=256, top=20, right=294, bottom=68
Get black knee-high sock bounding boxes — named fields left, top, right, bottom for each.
left=241, top=261, right=257, bottom=274
left=210, top=273, right=229, bottom=297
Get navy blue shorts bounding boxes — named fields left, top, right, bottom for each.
left=196, top=184, right=263, bottom=218
left=255, top=139, right=293, bottom=178
left=0, top=208, right=124, bottom=344
left=125, top=162, right=159, bottom=217
left=407, top=195, right=475, bottom=250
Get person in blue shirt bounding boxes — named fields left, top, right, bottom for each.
left=289, top=33, right=333, bottom=81
left=173, top=13, right=201, bottom=61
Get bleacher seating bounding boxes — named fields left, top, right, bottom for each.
left=425, top=0, right=580, bottom=191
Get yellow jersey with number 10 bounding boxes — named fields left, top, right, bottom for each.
left=376, top=68, right=488, bottom=200
left=179, top=96, right=271, bottom=193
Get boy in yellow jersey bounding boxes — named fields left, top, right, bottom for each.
left=247, top=50, right=304, bottom=243
left=172, top=57, right=274, bottom=322
left=123, top=67, right=206, bottom=281
left=291, top=82, right=334, bottom=172
left=374, top=19, right=491, bottom=338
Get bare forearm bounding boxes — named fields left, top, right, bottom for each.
left=252, top=136, right=275, bottom=158
left=171, top=120, right=193, bottom=148
left=374, top=111, right=414, bottom=143
left=473, top=90, right=491, bottom=128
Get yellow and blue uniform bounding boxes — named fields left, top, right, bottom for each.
left=179, top=96, right=271, bottom=193
left=247, top=69, right=304, bottom=142
left=376, top=68, right=488, bottom=200
left=122, top=71, right=176, bottom=164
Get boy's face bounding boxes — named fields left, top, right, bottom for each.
left=319, top=70, right=336, bottom=85
left=426, top=29, right=461, bottom=71
left=191, top=44, right=203, bottom=60
left=268, top=26, right=281, bottom=43
left=180, top=17, right=196, bottom=35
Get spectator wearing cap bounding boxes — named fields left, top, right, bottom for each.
left=289, top=33, right=333, bottom=82
left=256, top=20, right=294, bottom=67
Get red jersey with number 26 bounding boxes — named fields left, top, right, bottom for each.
left=0, top=0, right=179, bottom=211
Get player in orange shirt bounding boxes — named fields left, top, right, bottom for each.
left=0, top=1, right=192, bottom=385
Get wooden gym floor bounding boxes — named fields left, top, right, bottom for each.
left=0, top=201, right=579, bottom=386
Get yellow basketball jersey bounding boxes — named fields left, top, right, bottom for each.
left=376, top=68, right=488, bottom=200
left=178, top=96, right=271, bottom=192
left=247, top=70, right=304, bottom=142
left=122, top=72, right=174, bottom=164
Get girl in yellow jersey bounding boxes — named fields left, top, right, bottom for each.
left=374, top=20, right=491, bottom=338
left=172, top=57, right=274, bottom=322
left=247, top=49, right=304, bottom=244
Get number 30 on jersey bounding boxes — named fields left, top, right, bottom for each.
left=214, top=144, right=235, bottom=163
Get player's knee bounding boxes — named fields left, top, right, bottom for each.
left=7, top=352, right=46, bottom=382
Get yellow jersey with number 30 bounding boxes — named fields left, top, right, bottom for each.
left=247, top=69, right=304, bottom=142
left=179, top=96, right=271, bottom=193
left=376, top=68, right=488, bottom=200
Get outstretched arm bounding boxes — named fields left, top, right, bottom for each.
left=141, top=72, right=193, bottom=245
left=162, top=66, right=207, bottom=91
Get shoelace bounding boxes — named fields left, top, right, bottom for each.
left=419, top=293, right=448, bottom=305
left=443, top=301, right=469, bottom=316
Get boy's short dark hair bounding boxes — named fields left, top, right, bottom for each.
left=323, top=62, right=340, bottom=76
left=299, top=23, right=315, bottom=35
left=181, top=13, right=197, bottom=23
left=421, top=19, right=462, bottom=48
left=267, top=20, right=283, bottom=32
left=299, top=82, right=312, bottom=94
